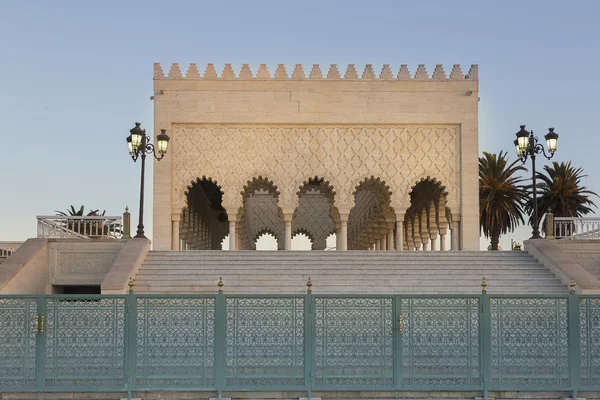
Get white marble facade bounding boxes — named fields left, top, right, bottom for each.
left=152, top=63, right=479, bottom=251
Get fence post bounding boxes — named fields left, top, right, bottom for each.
left=568, top=281, right=581, bottom=399
left=546, top=212, right=555, bottom=239
left=125, top=279, right=137, bottom=399
left=304, top=278, right=314, bottom=400
left=36, top=294, right=47, bottom=391
left=123, top=207, right=131, bottom=239
left=480, top=278, right=491, bottom=400
left=214, top=278, right=226, bottom=399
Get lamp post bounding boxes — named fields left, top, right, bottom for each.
left=514, top=125, right=559, bottom=239
left=127, top=122, right=170, bottom=239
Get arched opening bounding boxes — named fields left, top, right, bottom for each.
left=293, top=176, right=337, bottom=251
left=180, top=177, right=228, bottom=250
left=404, top=177, right=450, bottom=251
left=255, top=231, right=279, bottom=251
left=325, top=232, right=336, bottom=250
left=240, top=176, right=283, bottom=250
left=291, top=231, right=313, bottom=250
left=349, top=176, right=396, bottom=250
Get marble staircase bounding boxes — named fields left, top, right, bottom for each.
left=133, top=251, right=568, bottom=294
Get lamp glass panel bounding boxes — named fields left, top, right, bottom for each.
left=131, top=132, right=143, bottom=148
left=547, top=137, right=558, bottom=153
left=517, top=135, right=529, bottom=151
left=157, top=139, right=168, bottom=154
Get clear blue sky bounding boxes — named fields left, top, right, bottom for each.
left=1, top=0, right=599, bottom=251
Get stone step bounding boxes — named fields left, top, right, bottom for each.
left=143, top=261, right=545, bottom=271
left=135, top=250, right=566, bottom=294
left=134, top=278, right=563, bottom=285
left=132, top=285, right=567, bottom=294
left=146, top=254, right=536, bottom=261
left=136, top=270, right=555, bottom=277
left=142, top=259, right=543, bottom=266
left=149, top=250, right=530, bottom=256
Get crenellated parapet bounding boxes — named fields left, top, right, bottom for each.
left=154, top=63, right=478, bottom=81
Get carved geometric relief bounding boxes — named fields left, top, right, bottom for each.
left=49, top=242, right=125, bottom=284
left=171, top=124, right=459, bottom=213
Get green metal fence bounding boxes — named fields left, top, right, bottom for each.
left=1, top=292, right=599, bottom=397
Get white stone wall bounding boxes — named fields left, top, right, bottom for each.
left=48, top=240, right=126, bottom=286
left=153, top=63, right=479, bottom=250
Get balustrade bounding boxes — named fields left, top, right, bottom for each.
left=554, top=217, right=600, bottom=240
left=36, top=215, right=123, bottom=239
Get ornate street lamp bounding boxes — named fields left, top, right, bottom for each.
left=126, top=122, right=170, bottom=238
left=514, top=125, right=559, bottom=239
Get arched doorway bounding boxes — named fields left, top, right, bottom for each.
left=239, top=176, right=283, bottom=250
left=180, top=177, right=228, bottom=250
left=292, top=177, right=337, bottom=250
left=348, top=177, right=396, bottom=250
left=403, top=177, right=450, bottom=251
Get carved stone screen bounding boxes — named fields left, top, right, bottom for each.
left=170, top=124, right=459, bottom=213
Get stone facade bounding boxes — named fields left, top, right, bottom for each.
left=153, top=63, right=479, bottom=251
left=556, top=240, right=600, bottom=280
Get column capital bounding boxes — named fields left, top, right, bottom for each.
left=337, top=206, right=352, bottom=217
left=171, top=213, right=181, bottom=222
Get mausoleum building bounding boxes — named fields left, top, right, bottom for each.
left=152, top=63, right=480, bottom=252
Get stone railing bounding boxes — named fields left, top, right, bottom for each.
left=37, top=216, right=123, bottom=239
left=0, top=242, right=23, bottom=263
left=553, top=216, right=600, bottom=240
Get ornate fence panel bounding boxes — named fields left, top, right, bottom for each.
left=313, top=296, right=394, bottom=389
left=489, top=297, right=570, bottom=389
left=225, top=296, right=305, bottom=389
left=42, top=296, right=126, bottom=390
left=580, top=297, right=600, bottom=389
left=0, top=297, right=38, bottom=391
left=135, top=296, right=215, bottom=389
left=399, top=297, right=481, bottom=389
left=3, top=293, right=600, bottom=394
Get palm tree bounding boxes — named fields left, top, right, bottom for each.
left=525, top=161, right=598, bottom=235
left=55, top=205, right=108, bottom=237
left=56, top=205, right=105, bottom=217
left=480, top=151, right=529, bottom=250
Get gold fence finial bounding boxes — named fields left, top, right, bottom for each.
left=570, top=280, right=577, bottom=293
left=481, top=277, right=487, bottom=293
left=128, top=277, right=134, bottom=293
left=306, top=277, right=313, bottom=294
left=218, top=277, right=224, bottom=294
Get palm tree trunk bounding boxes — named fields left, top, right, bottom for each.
left=490, top=235, right=500, bottom=251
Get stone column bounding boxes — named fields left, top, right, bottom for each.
left=235, top=221, right=242, bottom=250
left=440, top=233, right=446, bottom=251
left=381, top=234, right=387, bottom=250
left=396, top=216, right=404, bottom=251
left=171, top=214, right=181, bottom=250
left=284, top=214, right=293, bottom=250
left=451, top=221, right=460, bottom=250
left=340, top=214, right=349, bottom=251
left=335, top=222, right=342, bottom=251
left=430, top=237, right=437, bottom=251
left=545, top=212, right=555, bottom=239
left=229, top=220, right=237, bottom=251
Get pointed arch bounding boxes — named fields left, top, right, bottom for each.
left=180, top=176, right=228, bottom=250
left=348, top=176, right=396, bottom=250
left=404, top=176, right=450, bottom=251
left=293, top=176, right=338, bottom=251
left=241, top=175, right=284, bottom=250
